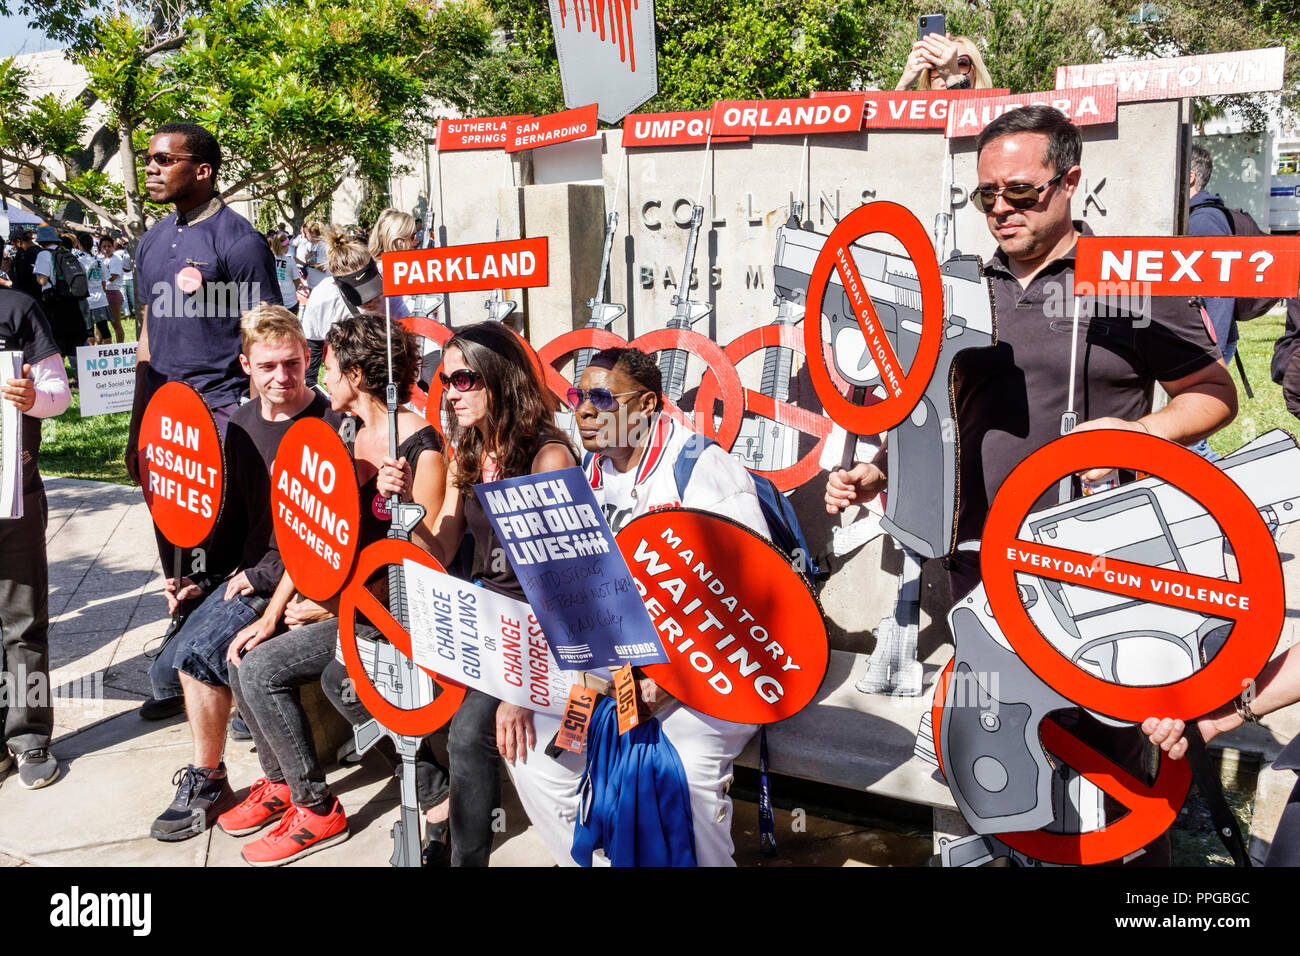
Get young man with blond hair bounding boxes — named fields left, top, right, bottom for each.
left=150, top=303, right=340, bottom=841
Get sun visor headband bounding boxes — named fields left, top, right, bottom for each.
left=335, top=260, right=385, bottom=313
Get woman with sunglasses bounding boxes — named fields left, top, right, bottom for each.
left=896, top=33, right=993, bottom=91
left=421, top=320, right=578, bottom=866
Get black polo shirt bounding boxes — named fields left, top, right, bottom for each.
left=136, top=197, right=282, bottom=410
left=0, top=288, right=60, bottom=494
left=951, top=221, right=1221, bottom=551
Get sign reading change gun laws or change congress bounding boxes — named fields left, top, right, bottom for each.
left=404, top=559, right=573, bottom=715
left=137, top=382, right=224, bottom=548
left=616, top=509, right=829, bottom=724
left=475, top=466, right=667, bottom=670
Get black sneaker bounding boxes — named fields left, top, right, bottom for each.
left=16, top=749, right=59, bottom=789
left=151, top=764, right=236, bottom=842
left=140, top=695, right=185, bottom=721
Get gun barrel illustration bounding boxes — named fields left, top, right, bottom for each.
left=773, top=224, right=996, bottom=558
left=660, top=204, right=712, bottom=402
left=575, top=211, right=627, bottom=381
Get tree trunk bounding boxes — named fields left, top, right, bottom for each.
left=118, top=122, right=146, bottom=241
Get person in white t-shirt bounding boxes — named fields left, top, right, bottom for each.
left=296, top=221, right=329, bottom=289
left=505, top=347, right=765, bottom=867
left=267, top=231, right=304, bottom=314
left=115, top=238, right=136, bottom=327
left=98, top=236, right=124, bottom=344
left=76, top=233, right=112, bottom=345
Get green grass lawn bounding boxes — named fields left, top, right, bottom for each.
left=1209, top=308, right=1295, bottom=456
left=41, top=389, right=132, bottom=485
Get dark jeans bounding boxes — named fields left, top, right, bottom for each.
left=0, top=489, right=51, bottom=753
left=306, top=339, right=324, bottom=388
left=321, top=658, right=498, bottom=866
left=171, top=586, right=265, bottom=688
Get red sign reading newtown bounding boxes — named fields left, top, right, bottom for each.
left=506, top=104, right=598, bottom=153
left=1074, top=235, right=1300, bottom=298
left=813, top=89, right=1010, bottom=129
left=436, top=115, right=532, bottom=151
left=946, top=85, right=1117, bottom=137
left=617, top=509, right=828, bottom=724
left=710, top=94, right=866, bottom=137
left=982, top=429, right=1284, bottom=723
left=381, top=238, right=549, bottom=296
left=138, top=382, right=224, bottom=549
left=1056, top=46, right=1286, bottom=102
left=271, top=417, right=361, bottom=602
left=621, top=109, right=748, bottom=146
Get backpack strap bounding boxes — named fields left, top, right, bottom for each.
left=672, top=431, right=717, bottom=499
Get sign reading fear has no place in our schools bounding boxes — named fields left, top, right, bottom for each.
left=381, top=237, right=549, bottom=296
left=137, top=382, right=224, bottom=549
left=475, top=466, right=668, bottom=671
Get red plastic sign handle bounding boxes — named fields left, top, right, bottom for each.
left=338, top=539, right=466, bottom=737
left=982, top=429, right=1284, bottom=723
left=802, top=202, right=944, bottom=437
left=137, top=381, right=224, bottom=548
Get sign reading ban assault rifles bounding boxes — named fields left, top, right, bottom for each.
left=137, top=382, right=224, bottom=548
left=617, top=509, right=828, bottom=724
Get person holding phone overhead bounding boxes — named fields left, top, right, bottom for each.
left=897, top=14, right=994, bottom=91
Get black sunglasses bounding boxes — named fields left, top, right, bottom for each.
left=439, top=368, right=483, bottom=391
left=145, top=151, right=200, bottom=167
left=566, top=387, right=644, bottom=412
left=957, top=55, right=973, bottom=74
left=971, top=172, right=1065, bottom=213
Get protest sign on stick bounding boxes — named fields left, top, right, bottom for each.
left=76, top=343, right=137, bottom=417
left=382, top=238, right=549, bottom=297
left=136, top=382, right=224, bottom=548
left=1074, top=235, right=1300, bottom=298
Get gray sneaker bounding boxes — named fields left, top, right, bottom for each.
left=151, top=764, right=235, bottom=841
left=16, top=749, right=60, bottom=789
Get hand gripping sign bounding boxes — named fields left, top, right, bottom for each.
left=271, top=418, right=361, bottom=602
left=137, top=382, right=224, bottom=548
left=616, top=509, right=828, bottom=724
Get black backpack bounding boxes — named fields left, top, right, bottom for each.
left=8, top=245, right=42, bottom=298
left=1196, top=196, right=1280, bottom=322
left=49, top=247, right=90, bottom=299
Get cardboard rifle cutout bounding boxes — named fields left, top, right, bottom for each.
left=927, top=428, right=1295, bottom=866
left=484, top=220, right=520, bottom=328
left=659, top=202, right=711, bottom=403
left=574, top=155, right=629, bottom=382
left=794, top=202, right=997, bottom=695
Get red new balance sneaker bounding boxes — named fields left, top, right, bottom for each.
left=217, top=778, right=292, bottom=836
left=240, top=799, right=348, bottom=866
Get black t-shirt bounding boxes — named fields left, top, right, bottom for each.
left=0, top=289, right=61, bottom=494
left=355, top=423, right=445, bottom=547
left=223, top=391, right=342, bottom=594
left=952, top=222, right=1221, bottom=550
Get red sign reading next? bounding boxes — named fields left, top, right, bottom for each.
left=381, top=238, right=549, bottom=296
left=506, top=104, right=598, bottom=153
left=710, top=94, right=866, bottom=137
left=1074, top=235, right=1300, bottom=298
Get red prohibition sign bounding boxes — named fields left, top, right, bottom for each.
left=627, top=327, right=746, bottom=450
left=137, top=381, right=225, bottom=548
left=930, top=659, right=1192, bottom=865
left=399, top=315, right=453, bottom=419
left=536, top=326, right=631, bottom=403
left=982, top=429, right=1284, bottom=724
left=338, top=538, right=466, bottom=737
left=696, top=324, right=833, bottom=491
left=802, top=202, right=944, bottom=436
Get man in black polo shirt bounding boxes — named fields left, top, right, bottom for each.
left=0, top=284, right=72, bottom=788
left=827, top=106, right=1236, bottom=864
left=125, top=122, right=281, bottom=720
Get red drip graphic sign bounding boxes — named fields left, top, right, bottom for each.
left=436, top=115, right=532, bottom=151
left=381, top=239, right=549, bottom=296
left=621, top=110, right=748, bottom=146
left=1074, top=235, right=1300, bottom=298
left=271, top=417, right=361, bottom=602
left=981, top=429, right=1284, bottom=723
left=556, top=0, right=642, bottom=71
left=1055, top=47, right=1286, bottom=102
left=506, top=105, right=599, bottom=153
left=946, top=85, right=1117, bottom=138
left=710, top=94, right=866, bottom=137
left=616, top=510, right=828, bottom=724
left=137, top=382, right=224, bottom=548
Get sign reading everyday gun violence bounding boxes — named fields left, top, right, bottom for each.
left=436, top=115, right=532, bottom=151
left=1055, top=46, right=1286, bottom=101
left=271, top=417, right=360, bottom=602
left=404, top=558, right=572, bottom=715
left=506, top=104, right=599, bottom=153
left=946, top=85, right=1117, bottom=138
left=475, top=467, right=667, bottom=670
left=137, top=382, right=224, bottom=548
left=622, top=109, right=748, bottom=146
left=616, top=509, right=828, bottom=724
left=381, top=237, right=549, bottom=296
left=76, top=343, right=137, bottom=417
left=1074, top=235, right=1300, bottom=297
left=710, top=94, right=866, bottom=137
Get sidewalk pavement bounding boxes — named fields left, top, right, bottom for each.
left=0, top=478, right=926, bottom=868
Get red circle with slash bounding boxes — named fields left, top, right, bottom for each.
left=536, top=326, right=631, bottom=403
left=696, top=324, right=833, bottom=491
left=982, top=429, right=1284, bottom=724
left=398, top=315, right=453, bottom=419
left=626, top=327, right=746, bottom=450
left=929, top=661, right=1192, bottom=864
left=271, top=417, right=361, bottom=602
left=137, top=381, right=224, bottom=548
left=802, top=202, right=944, bottom=436
left=338, top=539, right=466, bottom=737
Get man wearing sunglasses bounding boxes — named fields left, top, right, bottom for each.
left=126, top=122, right=282, bottom=722
left=828, top=106, right=1235, bottom=864
left=506, top=347, right=767, bottom=866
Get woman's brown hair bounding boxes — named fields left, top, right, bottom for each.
left=325, top=311, right=420, bottom=405
left=443, top=321, right=573, bottom=490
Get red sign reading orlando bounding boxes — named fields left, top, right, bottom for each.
left=137, top=382, right=224, bottom=548
left=616, top=509, right=828, bottom=724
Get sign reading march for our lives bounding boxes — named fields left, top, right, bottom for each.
left=76, top=343, right=138, bottom=416
left=473, top=466, right=668, bottom=671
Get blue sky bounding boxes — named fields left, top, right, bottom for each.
left=0, top=13, right=62, bottom=58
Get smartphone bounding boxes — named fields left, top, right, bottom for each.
left=918, top=13, right=946, bottom=40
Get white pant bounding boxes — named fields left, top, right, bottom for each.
left=507, top=703, right=756, bottom=867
